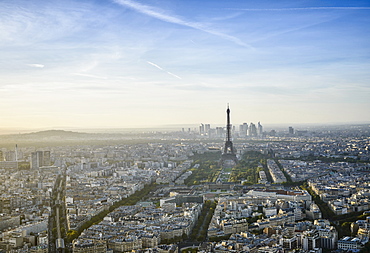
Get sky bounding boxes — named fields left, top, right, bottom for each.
left=1, top=0, right=370, bottom=131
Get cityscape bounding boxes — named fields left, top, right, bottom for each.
left=0, top=106, right=369, bottom=252
left=1, top=0, right=370, bottom=252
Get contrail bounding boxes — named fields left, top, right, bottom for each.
left=147, top=61, right=164, bottom=71
left=113, top=0, right=252, bottom=48
left=167, top=72, right=181, bottom=80
left=147, top=61, right=181, bottom=79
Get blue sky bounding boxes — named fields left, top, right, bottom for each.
left=1, top=0, right=369, bottom=130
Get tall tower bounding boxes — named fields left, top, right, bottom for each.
left=221, top=104, right=238, bottom=167
left=15, top=144, right=18, bottom=162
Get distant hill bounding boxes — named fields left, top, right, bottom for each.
left=0, top=130, right=91, bottom=146
left=22, top=130, right=87, bottom=137
left=0, top=129, right=167, bottom=148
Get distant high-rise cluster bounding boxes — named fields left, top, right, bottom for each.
left=199, top=123, right=211, bottom=135
left=192, top=123, right=308, bottom=138
left=199, top=121, right=264, bottom=138
left=239, top=122, right=263, bottom=137
left=31, top=151, right=51, bottom=169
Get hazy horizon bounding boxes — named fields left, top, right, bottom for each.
left=1, top=121, right=369, bottom=135
left=1, top=0, right=370, bottom=129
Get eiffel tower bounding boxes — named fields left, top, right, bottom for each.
left=221, top=104, right=238, bottom=168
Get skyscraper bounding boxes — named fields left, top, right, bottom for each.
left=31, top=151, right=43, bottom=169
left=199, top=123, right=205, bottom=135
left=257, top=122, right=263, bottom=136
left=205, top=124, right=211, bottom=135
left=248, top=123, right=257, bottom=137
left=241, top=123, right=248, bottom=136
left=31, top=151, right=51, bottom=169
left=43, top=151, right=51, bottom=166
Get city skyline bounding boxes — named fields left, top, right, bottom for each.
left=1, top=0, right=370, bottom=131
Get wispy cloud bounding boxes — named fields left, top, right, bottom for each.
left=72, top=73, right=108, bottom=79
left=113, top=0, right=252, bottom=48
left=249, top=17, right=339, bottom=43
left=174, top=84, right=214, bottom=91
left=27, top=64, right=45, bottom=68
left=147, top=61, right=181, bottom=79
left=229, top=7, right=370, bottom=11
left=0, top=1, right=107, bottom=46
